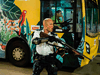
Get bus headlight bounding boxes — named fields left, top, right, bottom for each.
left=86, top=42, right=90, bottom=54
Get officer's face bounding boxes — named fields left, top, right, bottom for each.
left=46, top=20, right=53, bottom=32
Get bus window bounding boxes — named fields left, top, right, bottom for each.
left=40, top=1, right=55, bottom=29
left=74, top=0, right=82, bottom=49
left=40, top=1, right=55, bottom=24
left=55, top=0, right=73, bottom=32
left=86, top=0, right=98, bottom=37
left=76, top=1, right=82, bottom=33
left=98, top=23, right=100, bottom=32
left=41, top=1, right=55, bottom=19
left=56, top=1, right=73, bottom=22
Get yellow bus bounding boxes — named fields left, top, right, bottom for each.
left=0, top=0, right=99, bottom=67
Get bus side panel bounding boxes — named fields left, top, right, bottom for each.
left=0, top=0, right=40, bottom=59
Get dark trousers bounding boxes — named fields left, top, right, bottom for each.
left=32, top=55, right=58, bottom=75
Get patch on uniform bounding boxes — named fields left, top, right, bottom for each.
left=56, top=54, right=63, bottom=63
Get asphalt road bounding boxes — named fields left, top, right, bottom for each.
left=0, top=56, right=100, bottom=75
left=0, top=59, right=74, bottom=75
left=0, top=59, right=32, bottom=75
left=0, top=58, right=79, bottom=75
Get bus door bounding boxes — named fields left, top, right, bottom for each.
left=80, top=0, right=99, bottom=67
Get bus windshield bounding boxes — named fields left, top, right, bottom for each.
left=40, top=0, right=74, bottom=32
left=85, top=0, right=98, bottom=37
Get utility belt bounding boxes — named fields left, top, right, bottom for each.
left=34, top=53, right=62, bottom=69
left=34, top=53, right=56, bottom=62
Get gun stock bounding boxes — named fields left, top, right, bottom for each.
left=40, top=32, right=49, bottom=38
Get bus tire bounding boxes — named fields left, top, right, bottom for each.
left=8, top=40, right=30, bottom=67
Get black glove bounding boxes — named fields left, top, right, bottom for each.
left=48, top=36, right=56, bottom=42
left=32, top=38, right=41, bottom=44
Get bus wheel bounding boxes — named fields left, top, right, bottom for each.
left=8, top=40, right=30, bottom=67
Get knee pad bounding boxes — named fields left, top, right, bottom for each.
left=51, top=64, right=58, bottom=72
left=48, top=65, right=57, bottom=75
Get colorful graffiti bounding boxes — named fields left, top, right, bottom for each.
left=0, top=0, right=31, bottom=52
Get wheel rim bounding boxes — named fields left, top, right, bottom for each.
left=12, top=48, right=25, bottom=61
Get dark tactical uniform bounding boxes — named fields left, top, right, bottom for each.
left=32, top=29, right=63, bottom=75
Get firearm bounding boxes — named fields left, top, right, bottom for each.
left=40, top=32, right=92, bottom=61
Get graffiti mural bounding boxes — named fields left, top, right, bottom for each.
left=0, top=0, right=30, bottom=53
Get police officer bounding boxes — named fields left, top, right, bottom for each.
left=32, top=18, right=63, bottom=75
